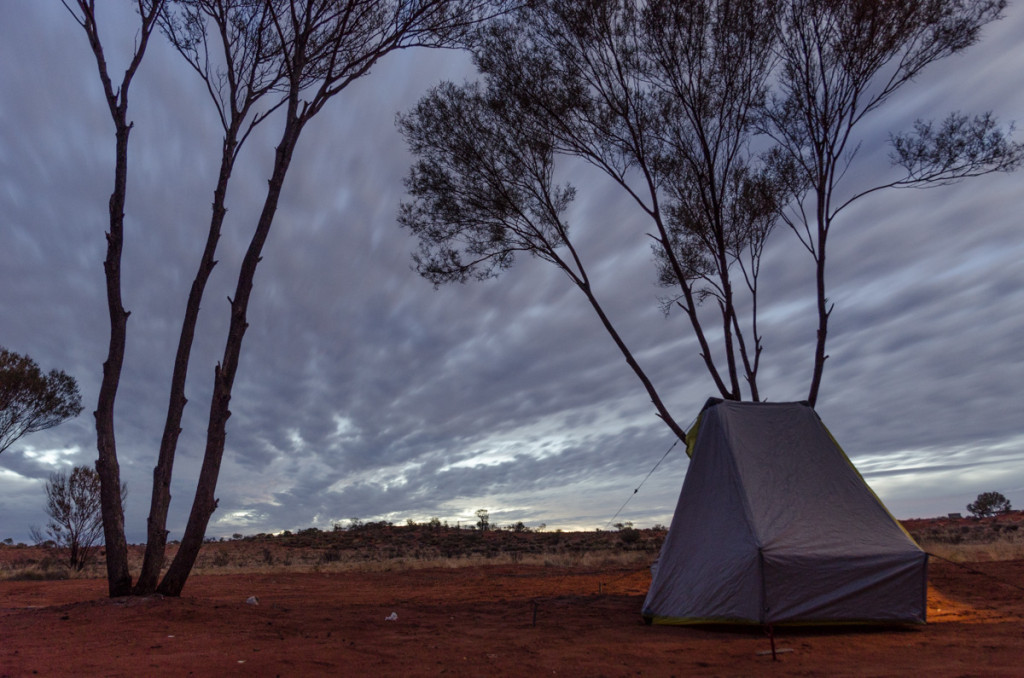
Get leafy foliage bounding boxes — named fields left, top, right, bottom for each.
left=400, top=0, right=1022, bottom=412
left=0, top=347, right=83, bottom=455
left=762, top=0, right=1022, bottom=405
left=967, top=491, right=1013, bottom=518
left=401, top=0, right=788, bottom=404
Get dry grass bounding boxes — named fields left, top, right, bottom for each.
left=915, top=540, right=1024, bottom=563
left=0, top=550, right=651, bottom=581
left=0, top=562, right=70, bottom=582
left=906, top=512, right=1024, bottom=562
left=181, top=536, right=657, bottom=576
left=5, top=513, right=1022, bottom=582
left=0, top=526, right=660, bottom=581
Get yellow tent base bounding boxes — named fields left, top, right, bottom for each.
left=645, top=614, right=926, bottom=627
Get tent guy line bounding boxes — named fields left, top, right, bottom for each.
left=605, top=438, right=679, bottom=530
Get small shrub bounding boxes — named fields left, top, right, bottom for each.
left=967, top=491, right=1012, bottom=518
left=618, top=527, right=641, bottom=545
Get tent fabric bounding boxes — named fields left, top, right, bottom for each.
left=643, top=400, right=927, bottom=625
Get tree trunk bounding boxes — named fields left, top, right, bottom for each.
left=654, top=230, right=733, bottom=400
left=157, top=123, right=300, bottom=597
left=135, top=138, right=236, bottom=595
left=806, top=209, right=830, bottom=408
left=806, top=253, right=830, bottom=408
left=714, top=221, right=743, bottom=400
left=94, top=120, right=133, bottom=597
left=579, top=285, right=688, bottom=443
left=69, top=0, right=164, bottom=599
left=69, top=539, right=81, bottom=571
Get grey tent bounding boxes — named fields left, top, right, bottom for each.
left=642, top=400, right=927, bottom=625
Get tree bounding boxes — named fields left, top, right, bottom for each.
left=66, top=0, right=510, bottom=598
left=475, top=508, right=490, bottom=531
left=32, top=466, right=127, bottom=571
left=399, top=0, right=793, bottom=423
left=134, top=0, right=288, bottom=597
left=399, top=0, right=1021, bottom=422
left=400, top=0, right=781, bottom=447
left=0, top=347, right=84, bottom=455
left=63, top=0, right=167, bottom=597
left=761, top=0, right=1023, bottom=406
left=155, top=0, right=507, bottom=599
left=966, top=491, right=1012, bottom=517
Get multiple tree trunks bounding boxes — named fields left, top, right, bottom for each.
left=70, top=0, right=506, bottom=598
left=63, top=0, right=1021, bottom=598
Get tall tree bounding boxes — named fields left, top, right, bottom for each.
left=156, top=0, right=505, bottom=597
left=62, top=0, right=166, bottom=597
left=0, top=347, right=83, bottom=455
left=400, top=0, right=1021, bottom=423
left=135, top=0, right=287, bottom=596
left=65, top=0, right=508, bottom=598
left=762, top=0, right=1023, bottom=406
left=399, top=0, right=787, bottom=437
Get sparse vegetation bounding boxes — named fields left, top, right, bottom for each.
left=0, top=346, right=83, bottom=455
left=1, top=522, right=666, bottom=580
left=4, top=512, right=1021, bottom=582
left=0, top=552, right=70, bottom=582
left=904, top=511, right=1024, bottom=562
left=30, top=465, right=126, bottom=571
left=967, top=491, right=1013, bottom=518
left=615, top=522, right=641, bottom=545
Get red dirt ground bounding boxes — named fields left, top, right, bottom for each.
left=2, top=559, right=1023, bottom=677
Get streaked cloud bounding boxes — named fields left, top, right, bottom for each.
left=1, top=4, right=1021, bottom=542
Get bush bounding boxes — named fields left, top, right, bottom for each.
left=32, top=465, right=125, bottom=571
left=967, top=491, right=1012, bottom=518
left=618, top=527, right=641, bottom=545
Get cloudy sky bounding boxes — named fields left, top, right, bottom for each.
left=1, top=3, right=1022, bottom=544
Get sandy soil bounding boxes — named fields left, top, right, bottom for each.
left=2, top=558, right=1023, bottom=677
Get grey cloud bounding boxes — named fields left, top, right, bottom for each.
left=2, top=4, right=1023, bottom=543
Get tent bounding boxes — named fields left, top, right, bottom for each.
left=642, top=399, right=927, bottom=625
